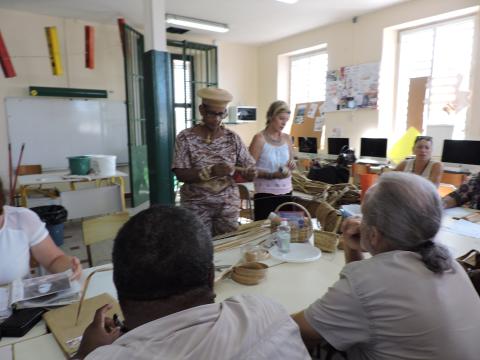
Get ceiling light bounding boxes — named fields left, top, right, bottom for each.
left=275, top=0, right=299, bottom=4
left=165, top=14, right=229, bottom=33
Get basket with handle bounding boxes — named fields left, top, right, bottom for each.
left=271, top=202, right=313, bottom=243
left=313, top=201, right=343, bottom=252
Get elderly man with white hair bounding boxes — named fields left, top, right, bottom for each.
left=293, top=172, right=480, bottom=360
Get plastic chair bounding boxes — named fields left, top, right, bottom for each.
left=82, top=211, right=130, bottom=267
left=441, top=173, right=466, bottom=188
left=238, top=184, right=254, bottom=220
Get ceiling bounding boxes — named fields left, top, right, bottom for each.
left=0, top=0, right=411, bottom=44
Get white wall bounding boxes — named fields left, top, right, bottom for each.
left=0, top=10, right=260, bottom=182
left=258, top=0, right=480, bottom=154
left=0, top=9, right=124, bottom=182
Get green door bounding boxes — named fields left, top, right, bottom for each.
left=122, top=24, right=149, bottom=207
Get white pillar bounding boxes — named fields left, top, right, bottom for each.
left=144, top=0, right=167, bottom=52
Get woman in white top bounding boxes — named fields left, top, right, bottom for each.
left=395, top=135, right=443, bottom=187
left=249, top=101, right=296, bottom=220
left=0, top=178, right=82, bottom=286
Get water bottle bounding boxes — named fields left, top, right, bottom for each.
left=277, top=220, right=291, bottom=253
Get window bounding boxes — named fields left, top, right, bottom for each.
left=395, top=16, right=476, bottom=139
left=172, top=56, right=194, bottom=135
left=289, top=51, right=328, bottom=108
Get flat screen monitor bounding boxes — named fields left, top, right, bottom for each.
left=298, top=137, right=318, bottom=154
left=441, top=140, right=480, bottom=165
left=360, top=138, right=387, bottom=158
left=328, top=138, right=349, bottom=155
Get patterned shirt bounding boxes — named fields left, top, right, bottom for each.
left=449, top=173, right=480, bottom=210
left=172, top=126, right=255, bottom=203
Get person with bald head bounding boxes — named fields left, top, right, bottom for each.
left=293, top=172, right=480, bottom=359
left=172, top=87, right=256, bottom=237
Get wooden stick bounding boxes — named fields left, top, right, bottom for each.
left=10, top=143, right=25, bottom=205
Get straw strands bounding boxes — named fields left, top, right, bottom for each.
left=213, top=221, right=271, bottom=253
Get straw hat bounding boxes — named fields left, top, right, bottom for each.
left=197, top=87, right=233, bottom=107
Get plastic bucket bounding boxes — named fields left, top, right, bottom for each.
left=89, top=155, right=117, bottom=176
left=68, top=156, right=91, bottom=175
left=360, top=173, right=379, bottom=201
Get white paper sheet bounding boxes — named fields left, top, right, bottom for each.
left=442, top=219, right=480, bottom=239
left=443, top=207, right=475, bottom=219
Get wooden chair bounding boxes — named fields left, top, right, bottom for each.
left=441, top=172, right=467, bottom=188
left=82, top=211, right=130, bottom=267
left=438, top=183, right=457, bottom=198
left=238, top=184, right=254, bottom=220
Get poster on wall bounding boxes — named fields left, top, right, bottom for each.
left=324, top=62, right=380, bottom=112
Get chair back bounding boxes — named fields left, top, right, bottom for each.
left=17, top=164, right=42, bottom=175
left=441, top=172, right=466, bottom=187
left=238, top=184, right=253, bottom=220
left=82, top=212, right=130, bottom=246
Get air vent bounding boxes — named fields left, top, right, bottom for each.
left=166, top=27, right=189, bottom=34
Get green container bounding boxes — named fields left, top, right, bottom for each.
left=68, top=156, right=91, bottom=175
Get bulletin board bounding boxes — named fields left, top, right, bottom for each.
left=324, top=62, right=380, bottom=112
left=290, top=101, right=324, bottom=152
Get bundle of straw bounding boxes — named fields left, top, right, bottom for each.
left=213, top=220, right=271, bottom=253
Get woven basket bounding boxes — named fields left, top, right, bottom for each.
left=314, top=230, right=339, bottom=252
left=271, top=202, right=313, bottom=243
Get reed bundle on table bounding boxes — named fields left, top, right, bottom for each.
left=213, top=220, right=271, bottom=253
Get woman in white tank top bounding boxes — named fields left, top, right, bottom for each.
left=249, top=101, right=296, bottom=220
left=395, top=136, right=443, bottom=187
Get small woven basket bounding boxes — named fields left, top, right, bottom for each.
left=271, top=202, right=313, bottom=243
left=314, top=201, right=343, bottom=252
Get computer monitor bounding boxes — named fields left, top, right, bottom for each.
left=298, top=137, right=318, bottom=154
left=328, top=138, right=349, bottom=155
left=359, top=138, right=388, bottom=164
left=441, top=140, right=480, bottom=166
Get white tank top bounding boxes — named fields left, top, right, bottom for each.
left=254, top=142, right=292, bottom=195
left=403, top=159, right=435, bottom=179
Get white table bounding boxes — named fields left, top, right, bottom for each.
left=9, top=210, right=480, bottom=359
left=18, top=171, right=128, bottom=219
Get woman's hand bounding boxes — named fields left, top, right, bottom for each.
left=241, top=167, right=257, bottom=181
left=286, top=159, right=296, bottom=170
left=211, top=163, right=234, bottom=177
left=75, top=304, right=122, bottom=359
left=70, top=256, right=82, bottom=281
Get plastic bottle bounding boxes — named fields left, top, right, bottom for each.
left=277, top=220, right=291, bottom=253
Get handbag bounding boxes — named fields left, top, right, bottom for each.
left=457, top=250, right=480, bottom=296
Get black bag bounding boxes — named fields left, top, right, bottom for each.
left=307, top=165, right=349, bottom=184
left=336, top=145, right=356, bottom=167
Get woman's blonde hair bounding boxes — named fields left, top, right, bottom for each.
left=266, top=100, right=290, bottom=127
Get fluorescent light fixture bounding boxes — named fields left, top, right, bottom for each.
left=166, top=14, right=229, bottom=33
left=275, top=0, right=299, bottom=4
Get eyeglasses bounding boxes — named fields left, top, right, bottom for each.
left=204, top=109, right=228, bottom=119
left=415, top=136, right=432, bottom=143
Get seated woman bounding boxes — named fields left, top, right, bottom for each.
left=293, top=172, right=480, bottom=359
left=442, top=172, right=480, bottom=209
left=0, top=178, right=82, bottom=286
left=395, top=135, right=443, bottom=187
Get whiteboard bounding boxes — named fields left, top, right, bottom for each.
left=6, top=97, right=129, bottom=170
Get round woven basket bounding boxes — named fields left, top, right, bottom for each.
left=271, top=202, right=313, bottom=243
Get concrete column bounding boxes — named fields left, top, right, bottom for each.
left=143, top=0, right=175, bottom=204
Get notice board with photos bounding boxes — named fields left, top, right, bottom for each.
left=290, top=101, right=324, bottom=154
left=324, top=62, right=380, bottom=112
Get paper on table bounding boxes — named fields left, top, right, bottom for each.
left=442, top=219, right=480, bottom=239
left=443, top=207, right=475, bottom=219
left=0, top=287, right=12, bottom=320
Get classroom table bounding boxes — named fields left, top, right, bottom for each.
left=17, top=171, right=128, bottom=219
left=7, top=210, right=480, bottom=360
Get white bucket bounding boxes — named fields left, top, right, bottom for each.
left=89, top=155, right=117, bottom=176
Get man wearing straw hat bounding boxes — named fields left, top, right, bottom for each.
left=172, top=87, right=256, bottom=237
left=74, top=206, right=309, bottom=359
